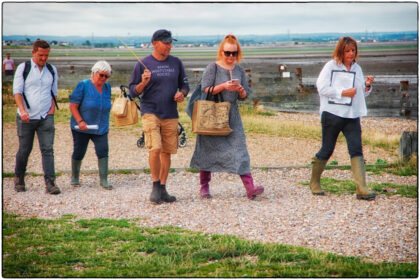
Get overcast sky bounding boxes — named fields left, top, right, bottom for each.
left=2, top=2, right=418, bottom=37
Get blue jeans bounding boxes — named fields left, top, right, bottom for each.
left=71, top=130, right=108, bottom=160
left=316, top=111, right=363, bottom=161
left=15, top=114, right=55, bottom=179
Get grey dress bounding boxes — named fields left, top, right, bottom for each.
left=190, top=63, right=251, bottom=175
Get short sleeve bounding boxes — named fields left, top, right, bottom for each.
left=69, top=81, right=85, bottom=104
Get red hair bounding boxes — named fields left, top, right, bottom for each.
left=217, top=34, right=243, bottom=64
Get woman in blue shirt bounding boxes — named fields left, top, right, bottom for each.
left=69, top=60, right=113, bottom=190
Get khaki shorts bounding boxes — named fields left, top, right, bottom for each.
left=142, top=114, right=178, bottom=154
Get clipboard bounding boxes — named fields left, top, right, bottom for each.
left=328, top=70, right=356, bottom=106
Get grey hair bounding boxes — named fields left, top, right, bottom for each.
left=91, top=60, right=112, bottom=77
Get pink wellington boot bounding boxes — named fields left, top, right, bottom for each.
left=200, top=170, right=212, bottom=199
left=240, top=173, right=264, bottom=200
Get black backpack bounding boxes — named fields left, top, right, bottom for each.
left=22, top=61, right=59, bottom=110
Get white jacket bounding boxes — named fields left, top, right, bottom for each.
left=316, top=59, right=372, bottom=119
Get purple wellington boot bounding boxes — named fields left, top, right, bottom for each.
left=199, top=170, right=212, bottom=198
left=240, top=173, right=264, bottom=200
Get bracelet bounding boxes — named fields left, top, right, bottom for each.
left=77, top=120, right=84, bottom=124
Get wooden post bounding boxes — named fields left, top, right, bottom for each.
left=399, top=131, right=418, bottom=161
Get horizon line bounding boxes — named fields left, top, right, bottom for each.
left=3, top=30, right=418, bottom=38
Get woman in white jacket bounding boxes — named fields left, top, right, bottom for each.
left=310, top=36, right=376, bottom=200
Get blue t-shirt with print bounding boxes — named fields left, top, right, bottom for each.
left=128, top=54, right=189, bottom=119
left=69, top=79, right=111, bottom=135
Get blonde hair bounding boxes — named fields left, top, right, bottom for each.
left=333, top=36, right=358, bottom=65
left=217, top=34, right=243, bottom=64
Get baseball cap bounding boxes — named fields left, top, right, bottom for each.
left=151, top=29, right=177, bottom=43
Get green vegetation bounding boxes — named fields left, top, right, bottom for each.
left=3, top=172, right=15, bottom=178
left=327, top=160, right=339, bottom=167
left=185, top=168, right=200, bottom=173
left=114, top=169, right=134, bottom=175
left=300, top=177, right=417, bottom=198
left=2, top=82, right=414, bottom=173
left=1, top=86, right=409, bottom=157
left=370, top=182, right=418, bottom=198
left=366, top=156, right=418, bottom=176
left=2, top=213, right=417, bottom=278
left=323, top=157, right=417, bottom=176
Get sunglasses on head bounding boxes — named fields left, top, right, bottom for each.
left=223, top=51, right=238, bottom=57
left=224, top=34, right=237, bottom=40
left=98, top=73, right=109, bottom=79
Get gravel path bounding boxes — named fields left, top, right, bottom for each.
left=2, top=113, right=418, bottom=263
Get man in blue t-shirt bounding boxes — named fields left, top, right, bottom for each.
left=129, top=29, right=189, bottom=204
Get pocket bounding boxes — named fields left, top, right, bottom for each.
left=145, top=128, right=153, bottom=150
left=16, top=116, right=32, bottom=137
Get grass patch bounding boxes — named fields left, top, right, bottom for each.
left=370, top=182, right=418, bottom=198
left=3, top=172, right=65, bottom=177
left=365, top=156, right=417, bottom=176
left=257, top=110, right=276, bottom=117
left=300, top=177, right=417, bottom=198
left=114, top=169, right=134, bottom=175
left=2, top=213, right=417, bottom=278
left=185, top=168, right=200, bottom=173
left=239, top=105, right=322, bottom=140
left=363, top=130, right=400, bottom=152
left=316, top=157, right=417, bottom=176
left=3, top=172, right=15, bottom=178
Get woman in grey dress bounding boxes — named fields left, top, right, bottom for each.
left=190, top=34, right=264, bottom=200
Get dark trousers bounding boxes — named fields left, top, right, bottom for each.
left=316, top=111, right=363, bottom=161
left=15, top=115, right=55, bottom=179
left=71, top=130, right=109, bottom=160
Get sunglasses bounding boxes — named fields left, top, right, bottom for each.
left=98, top=73, right=109, bottom=79
left=223, top=51, right=238, bottom=57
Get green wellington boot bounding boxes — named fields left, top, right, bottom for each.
left=98, top=157, right=113, bottom=190
left=70, top=159, right=82, bottom=187
left=309, top=157, right=327, bottom=195
left=351, top=156, right=376, bottom=200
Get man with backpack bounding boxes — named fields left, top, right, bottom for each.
left=13, top=40, right=61, bottom=194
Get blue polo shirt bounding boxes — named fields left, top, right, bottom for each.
left=69, top=79, right=111, bottom=135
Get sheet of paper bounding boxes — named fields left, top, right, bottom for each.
left=328, top=70, right=356, bottom=106
left=74, top=125, right=99, bottom=130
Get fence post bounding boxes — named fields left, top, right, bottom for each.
left=399, top=131, right=418, bottom=161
